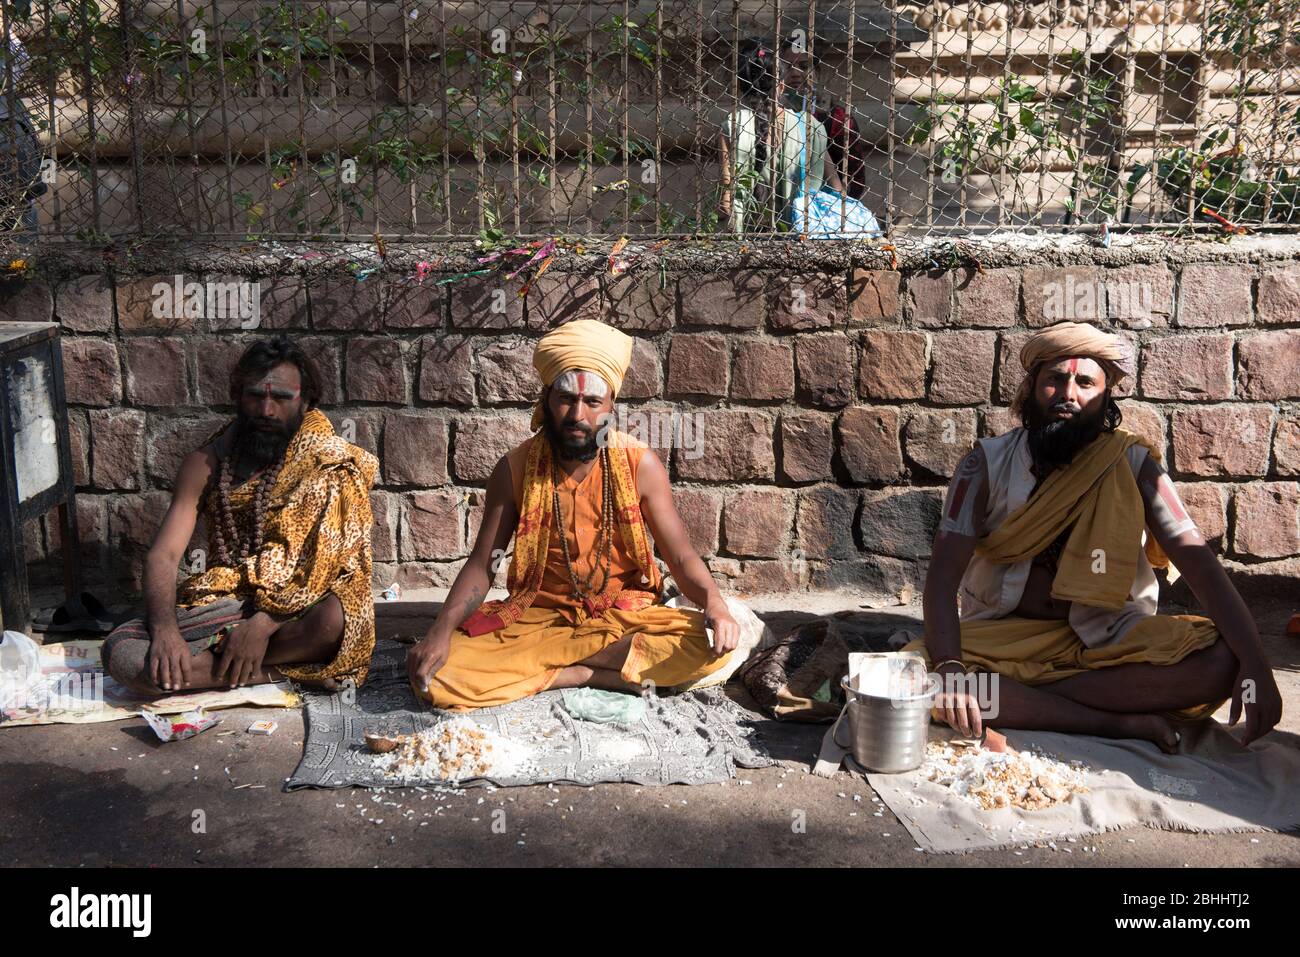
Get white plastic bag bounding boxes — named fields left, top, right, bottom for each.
left=0, top=630, right=47, bottom=711
left=663, top=595, right=776, bottom=692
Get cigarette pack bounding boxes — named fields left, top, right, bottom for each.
left=246, top=720, right=278, bottom=735
left=141, top=707, right=220, bottom=742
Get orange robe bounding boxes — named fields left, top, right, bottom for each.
left=178, top=409, right=379, bottom=685
left=420, top=432, right=730, bottom=710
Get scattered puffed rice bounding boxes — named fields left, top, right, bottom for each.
left=918, top=740, right=1089, bottom=811
left=372, top=717, right=536, bottom=784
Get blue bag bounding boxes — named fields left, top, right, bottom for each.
left=787, top=101, right=883, bottom=239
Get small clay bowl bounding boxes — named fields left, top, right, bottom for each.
left=364, top=731, right=403, bottom=754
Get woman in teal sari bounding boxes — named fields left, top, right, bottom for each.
left=718, top=39, right=882, bottom=239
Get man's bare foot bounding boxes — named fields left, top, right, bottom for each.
left=296, top=675, right=343, bottom=692
left=1123, top=714, right=1182, bottom=754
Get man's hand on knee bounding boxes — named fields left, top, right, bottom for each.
left=147, top=622, right=192, bottom=692
left=216, top=615, right=276, bottom=688
left=703, top=602, right=740, bottom=658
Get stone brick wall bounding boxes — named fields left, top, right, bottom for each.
left=9, top=240, right=1300, bottom=602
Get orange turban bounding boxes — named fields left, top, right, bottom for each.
left=1019, top=321, right=1134, bottom=383
left=530, top=319, right=634, bottom=430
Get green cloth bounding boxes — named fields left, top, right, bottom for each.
left=560, top=688, right=646, bottom=725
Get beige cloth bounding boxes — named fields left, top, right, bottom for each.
left=862, top=721, right=1300, bottom=854
left=962, top=428, right=1169, bottom=648
left=0, top=640, right=297, bottom=726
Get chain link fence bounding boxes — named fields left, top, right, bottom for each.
left=2, top=0, right=1298, bottom=245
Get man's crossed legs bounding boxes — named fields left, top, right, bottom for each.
left=103, top=594, right=345, bottom=695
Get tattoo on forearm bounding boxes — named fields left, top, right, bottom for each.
left=459, top=586, right=483, bottom=618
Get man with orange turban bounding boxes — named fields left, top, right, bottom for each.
left=407, top=319, right=746, bottom=710
left=911, top=321, right=1282, bottom=752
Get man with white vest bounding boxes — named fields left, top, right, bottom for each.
left=912, top=321, right=1282, bottom=751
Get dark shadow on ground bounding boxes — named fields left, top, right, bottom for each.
left=1166, top=578, right=1299, bottom=674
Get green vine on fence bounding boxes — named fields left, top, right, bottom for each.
left=1128, top=0, right=1300, bottom=225
left=10, top=1, right=1300, bottom=239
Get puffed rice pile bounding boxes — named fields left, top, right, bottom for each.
left=920, top=740, right=1090, bottom=811
left=373, top=718, right=535, bottom=784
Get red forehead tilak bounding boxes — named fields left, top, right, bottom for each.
left=576, top=372, right=587, bottom=394
left=1066, top=358, right=1079, bottom=374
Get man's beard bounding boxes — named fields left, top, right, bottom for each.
left=236, top=409, right=301, bottom=466
left=543, top=407, right=601, bottom=462
left=1024, top=397, right=1109, bottom=471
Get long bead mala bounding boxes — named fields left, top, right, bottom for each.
left=211, top=447, right=285, bottom=566
left=553, top=446, right=616, bottom=604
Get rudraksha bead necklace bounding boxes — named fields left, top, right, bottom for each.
left=212, top=446, right=286, bottom=566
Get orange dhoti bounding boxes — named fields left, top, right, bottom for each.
left=419, top=604, right=732, bottom=711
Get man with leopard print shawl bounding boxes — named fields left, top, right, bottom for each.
left=103, top=337, right=379, bottom=696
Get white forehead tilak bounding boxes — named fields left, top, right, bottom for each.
left=1042, top=356, right=1106, bottom=379
left=553, top=368, right=610, bottom=399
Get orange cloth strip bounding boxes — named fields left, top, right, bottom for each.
left=462, top=430, right=663, bottom=635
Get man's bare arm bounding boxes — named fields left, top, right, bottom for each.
left=139, top=447, right=213, bottom=689
left=635, top=451, right=738, bottom=654
left=1140, top=456, right=1282, bottom=741
left=924, top=446, right=989, bottom=658
left=924, top=446, right=989, bottom=735
left=143, top=449, right=213, bottom=633
left=427, top=456, right=519, bottom=642
left=1160, top=536, right=1262, bottom=662
left=1138, top=457, right=1261, bottom=661
left=923, top=531, right=977, bottom=666
left=823, top=151, right=846, bottom=192
left=408, top=456, right=519, bottom=691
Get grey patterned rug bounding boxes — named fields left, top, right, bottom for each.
left=286, top=640, right=774, bottom=790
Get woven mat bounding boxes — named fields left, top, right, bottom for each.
left=286, top=640, right=773, bottom=790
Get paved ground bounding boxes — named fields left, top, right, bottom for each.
left=2, top=588, right=1298, bottom=867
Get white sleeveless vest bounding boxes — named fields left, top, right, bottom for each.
left=959, top=428, right=1159, bottom=649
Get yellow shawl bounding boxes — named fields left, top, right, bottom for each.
left=179, top=408, right=380, bottom=684
left=976, top=428, right=1170, bottom=612
left=462, top=429, right=662, bottom=635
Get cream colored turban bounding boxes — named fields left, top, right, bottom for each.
left=530, top=319, right=634, bottom=430
left=1019, top=321, right=1134, bottom=384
